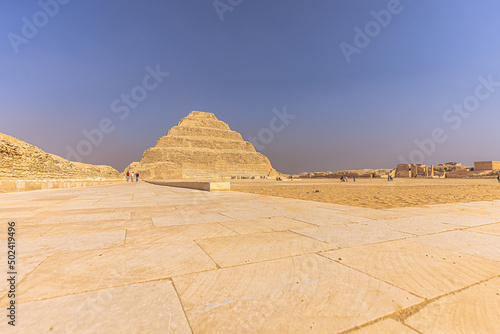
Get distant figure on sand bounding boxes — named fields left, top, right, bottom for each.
left=126, top=172, right=130, bottom=182
left=497, top=174, right=500, bottom=182
left=353, top=177, right=356, bottom=182
left=136, top=172, right=139, bottom=182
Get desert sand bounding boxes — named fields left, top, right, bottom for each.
left=232, top=178, right=500, bottom=209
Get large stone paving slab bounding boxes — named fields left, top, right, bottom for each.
left=349, top=319, right=418, bottom=334
left=220, top=209, right=290, bottom=220
left=39, top=212, right=131, bottom=224
left=364, top=215, right=462, bottom=236
left=0, top=223, right=56, bottom=239
left=431, top=213, right=498, bottom=227
left=41, top=220, right=147, bottom=236
left=5, top=240, right=216, bottom=304
left=284, top=211, right=372, bottom=226
left=411, top=230, right=500, bottom=261
left=125, top=223, right=237, bottom=247
left=26, top=207, right=118, bottom=219
left=293, top=223, right=411, bottom=248
left=0, top=256, right=46, bottom=300
left=219, top=216, right=315, bottom=234
left=436, top=201, right=500, bottom=217
left=388, top=203, right=499, bottom=218
left=404, top=277, right=500, bottom=333
left=152, top=213, right=233, bottom=226
left=12, top=230, right=126, bottom=258
left=467, top=222, right=500, bottom=236
left=195, top=231, right=334, bottom=267
left=130, top=207, right=200, bottom=219
left=173, top=254, right=421, bottom=333
left=322, top=239, right=500, bottom=298
left=325, top=206, right=410, bottom=220
left=0, top=280, right=191, bottom=334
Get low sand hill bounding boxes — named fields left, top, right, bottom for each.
left=0, top=133, right=120, bottom=179
left=125, top=111, right=279, bottom=179
left=300, top=169, right=395, bottom=179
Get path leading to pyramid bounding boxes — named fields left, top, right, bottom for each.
left=1, top=182, right=499, bottom=333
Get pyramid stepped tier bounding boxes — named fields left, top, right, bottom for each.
left=125, top=111, right=279, bottom=179
left=176, top=113, right=231, bottom=130
left=149, top=137, right=255, bottom=153
left=154, top=136, right=255, bottom=151
left=165, top=126, right=244, bottom=141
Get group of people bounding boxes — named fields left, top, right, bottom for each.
left=340, top=176, right=355, bottom=182
left=387, top=175, right=394, bottom=181
left=126, top=171, right=139, bottom=182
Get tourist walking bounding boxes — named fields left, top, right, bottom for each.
left=497, top=174, right=500, bottom=183
left=126, top=171, right=130, bottom=182
left=136, top=172, right=139, bottom=182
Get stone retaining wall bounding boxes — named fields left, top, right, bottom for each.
left=0, top=179, right=123, bottom=193
left=145, top=180, right=230, bottom=191
left=474, top=161, right=500, bottom=171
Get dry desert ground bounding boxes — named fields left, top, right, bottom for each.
left=232, top=177, right=500, bottom=209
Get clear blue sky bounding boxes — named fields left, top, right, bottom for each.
left=1, top=0, right=499, bottom=173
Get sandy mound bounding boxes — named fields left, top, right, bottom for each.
left=0, top=133, right=120, bottom=179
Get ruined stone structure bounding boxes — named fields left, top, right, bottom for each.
left=396, top=164, right=439, bottom=178
left=0, top=133, right=120, bottom=179
left=474, top=161, right=500, bottom=171
left=394, top=161, right=500, bottom=178
left=445, top=161, right=500, bottom=178
left=125, top=111, right=278, bottom=179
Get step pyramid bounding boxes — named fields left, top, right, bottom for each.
left=125, top=111, right=278, bottom=179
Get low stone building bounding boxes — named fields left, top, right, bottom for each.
left=445, top=161, right=500, bottom=178
left=395, top=164, right=437, bottom=178
left=474, top=161, right=500, bottom=171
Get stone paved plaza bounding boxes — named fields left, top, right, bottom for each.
left=1, top=181, right=500, bottom=333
